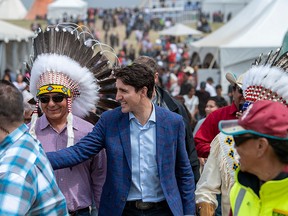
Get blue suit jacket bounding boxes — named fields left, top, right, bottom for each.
left=47, top=106, right=195, bottom=215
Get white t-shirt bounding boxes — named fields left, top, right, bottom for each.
left=205, top=83, right=216, bottom=96
left=13, top=81, right=27, bottom=91
left=183, top=95, right=199, bottom=115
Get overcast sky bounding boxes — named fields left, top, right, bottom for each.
left=22, top=0, right=142, bottom=10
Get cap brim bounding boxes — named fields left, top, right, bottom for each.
left=219, top=119, right=249, bottom=136
left=220, top=119, right=288, bottom=140
left=225, top=72, right=242, bottom=88
left=225, top=72, right=237, bottom=85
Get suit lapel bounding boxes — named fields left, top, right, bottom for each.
left=155, top=107, right=167, bottom=168
left=118, top=113, right=132, bottom=171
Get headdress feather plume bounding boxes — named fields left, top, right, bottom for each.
left=27, top=23, right=120, bottom=143
left=243, top=47, right=288, bottom=106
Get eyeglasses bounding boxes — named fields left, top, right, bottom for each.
left=38, top=94, right=67, bottom=103
left=233, top=135, right=260, bottom=147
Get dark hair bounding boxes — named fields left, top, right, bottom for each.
left=215, top=84, right=222, bottom=90
left=200, top=81, right=206, bottom=89
left=114, top=63, right=155, bottom=99
left=268, top=139, right=288, bottom=164
left=207, top=77, right=213, bottom=82
left=4, top=68, right=11, bottom=74
left=187, top=85, right=195, bottom=93
left=133, top=56, right=159, bottom=75
left=2, top=69, right=12, bottom=81
left=208, top=96, right=227, bottom=108
left=0, top=80, right=24, bottom=124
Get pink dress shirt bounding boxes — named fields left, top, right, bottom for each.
left=34, top=114, right=106, bottom=211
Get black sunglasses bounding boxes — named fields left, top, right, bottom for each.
left=38, top=94, right=67, bottom=103
left=233, top=135, right=260, bottom=147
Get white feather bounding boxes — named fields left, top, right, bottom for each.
left=30, top=54, right=99, bottom=117
left=243, top=65, right=288, bottom=104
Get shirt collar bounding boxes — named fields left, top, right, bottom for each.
left=152, top=88, right=161, bottom=106
left=129, top=102, right=156, bottom=123
left=0, top=124, right=28, bottom=153
left=39, top=114, right=79, bottom=131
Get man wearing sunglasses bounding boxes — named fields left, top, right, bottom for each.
left=28, top=25, right=108, bottom=215
left=195, top=75, right=244, bottom=216
left=194, top=72, right=244, bottom=215
left=30, top=90, right=106, bottom=215
left=196, top=49, right=288, bottom=216
left=219, top=100, right=288, bottom=215
left=33, top=91, right=107, bottom=215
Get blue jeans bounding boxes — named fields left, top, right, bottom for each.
left=215, top=194, right=222, bottom=216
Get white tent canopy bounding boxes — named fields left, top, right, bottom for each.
left=0, top=20, right=34, bottom=42
left=159, top=23, right=203, bottom=36
left=191, top=0, right=288, bottom=92
left=0, top=21, right=34, bottom=77
left=0, top=0, right=27, bottom=19
left=202, top=0, right=251, bottom=22
left=47, top=0, right=88, bottom=22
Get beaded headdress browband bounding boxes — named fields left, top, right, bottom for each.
left=28, top=23, right=120, bottom=147
left=242, top=48, right=288, bottom=107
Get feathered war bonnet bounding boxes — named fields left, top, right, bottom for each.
left=241, top=48, right=288, bottom=108
left=27, top=23, right=119, bottom=147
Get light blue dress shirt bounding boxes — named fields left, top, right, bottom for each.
left=127, top=103, right=165, bottom=202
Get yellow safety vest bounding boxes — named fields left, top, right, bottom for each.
left=230, top=169, right=288, bottom=216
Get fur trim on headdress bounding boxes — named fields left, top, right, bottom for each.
left=30, top=54, right=98, bottom=117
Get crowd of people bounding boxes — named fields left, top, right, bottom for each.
left=1, top=19, right=288, bottom=216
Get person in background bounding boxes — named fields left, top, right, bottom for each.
left=227, top=84, right=234, bottom=105
left=13, top=73, right=27, bottom=91
left=184, top=66, right=196, bottom=87
left=22, top=89, right=36, bottom=124
left=205, top=77, right=216, bottom=97
left=196, top=49, right=288, bottom=216
left=183, top=85, right=199, bottom=126
left=134, top=56, right=200, bottom=183
left=215, top=84, right=228, bottom=106
left=0, top=80, right=67, bottom=215
left=194, top=72, right=244, bottom=216
left=169, top=72, right=180, bottom=97
left=194, top=72, right=245, bottom=158
left=193, top=96, right=227, bottom=175
left=195, top=81, right=210, bottom=120
left=193, top=96, right=227, bottom=137
left=179, top=66, right=193, bottom=95
left=195, top=80, right=244, bottom=216
left=2, top=68, right=12, bottom=82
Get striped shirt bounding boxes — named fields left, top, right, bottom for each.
left=0, top=124, right=68, bottom=215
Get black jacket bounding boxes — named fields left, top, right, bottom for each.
left=156, top=86, right=200, bottom=182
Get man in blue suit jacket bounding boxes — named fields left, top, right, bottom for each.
left=47, top=63, right=195, bottom=215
